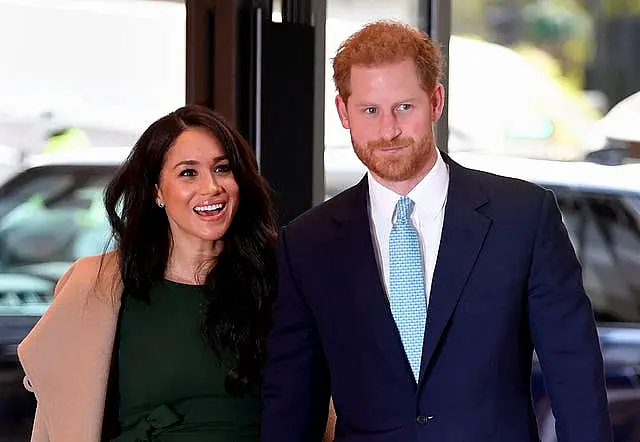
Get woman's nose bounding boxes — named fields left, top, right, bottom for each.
left=201, top=173, right=222, bottom=194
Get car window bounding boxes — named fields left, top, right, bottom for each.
left=553, top=187, right=640, bottom=323
left=0, top=165, right=116, bottom=316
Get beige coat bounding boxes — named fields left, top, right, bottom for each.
left=17, top=251, right=336, bottom=441
left=18, top=252, right=121, bottom=442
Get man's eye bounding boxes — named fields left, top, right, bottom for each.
left=397, top=103, right=412, bottom=111
left=364, top=107, right=377, bottom=115
left=179, top=169, right=197, bottom=177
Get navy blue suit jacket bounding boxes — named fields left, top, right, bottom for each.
left=261, top=155, right=612, bottom=442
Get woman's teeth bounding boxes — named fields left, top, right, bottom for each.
left=194, top=203, right=224, bottom=213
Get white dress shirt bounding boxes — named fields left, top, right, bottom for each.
left=368, top=150, right=450, bottom=302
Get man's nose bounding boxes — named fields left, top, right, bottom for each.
left=379, top=112, right=401, bottom=141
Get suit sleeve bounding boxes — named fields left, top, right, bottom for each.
left=261, top=227, right=331, bottom=442
left=527, top=190, right=612, bottom=442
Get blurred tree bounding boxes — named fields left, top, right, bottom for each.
left=521, top=0, right=593, bottom=88
left=452, top=0, right=490, bottom=37
left=601, top=0, right=640, bottom=17
left=585, top=0, right=640, bottom=109
left=454, top=0, right=640, bottom=108
left=483, top=0, right=531, bottom=45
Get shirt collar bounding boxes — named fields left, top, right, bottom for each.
left=368, top=149, right=449, bottom=223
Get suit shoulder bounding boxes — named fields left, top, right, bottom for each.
left=461, top=164, right=548, bottom=202
left=285, top=185, right=360, bottom=234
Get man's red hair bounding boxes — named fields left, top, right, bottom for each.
left=332, top=20, right=443, bottom=100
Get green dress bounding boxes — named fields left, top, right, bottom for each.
left=110, top=280, right=262, bottom=442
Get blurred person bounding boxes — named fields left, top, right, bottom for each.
left=18, top=104, right=279, bottom=442
left=261, top=21, right=612, bottom=442
left=41, top=110, right=91, bottom=153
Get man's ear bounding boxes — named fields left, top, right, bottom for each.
left=335, top=95, right=351, bottom=130
left=431, top=83, right=445, bottom=122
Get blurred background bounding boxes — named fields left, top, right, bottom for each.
left=1, top=0, right=639, bottom=440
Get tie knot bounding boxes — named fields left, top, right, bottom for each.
left=395, top=196, right=415, bottom=222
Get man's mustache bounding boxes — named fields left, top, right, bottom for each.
left=366, top=137, right=415, bottom=149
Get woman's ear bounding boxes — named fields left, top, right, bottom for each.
left=155, top=184, right=164, bottom=208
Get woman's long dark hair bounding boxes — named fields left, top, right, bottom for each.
left=103, top=105, right=278, bottom=395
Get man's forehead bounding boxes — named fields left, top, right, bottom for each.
left=349, top=58, right=417, bottom=72
left=348, top=64, right=422, bottom=91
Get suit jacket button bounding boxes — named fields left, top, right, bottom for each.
left=416, top=415, right=427, bottom=424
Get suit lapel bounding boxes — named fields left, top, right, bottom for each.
left=418, top=157, right=491, bottom=385
left=333, top=179, right=414, bottom=381
left=18, top=253, right=121, bottom=442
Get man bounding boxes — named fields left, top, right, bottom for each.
left=261, top=21, right=612, bottom=442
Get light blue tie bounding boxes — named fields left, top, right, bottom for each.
left=389, top=196, right=427, bottom=382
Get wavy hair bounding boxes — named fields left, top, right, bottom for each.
left=103, top=104, right=278, bottom=395
left=332, top=20, right=443, bottom=100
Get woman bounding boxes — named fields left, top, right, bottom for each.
left=17, top=105, right=278, bottom=441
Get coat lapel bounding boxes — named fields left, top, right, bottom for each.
left=418, top=157, right=491, bottom=385
left=18, top=253, right=122, bottom=442
left=333, top=179, right=415, bottom=381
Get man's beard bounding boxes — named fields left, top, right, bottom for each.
left=353, top=131, right=434, bottom=182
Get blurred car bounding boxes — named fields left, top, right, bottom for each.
left=0, top=147, right=124, bottom=438
left=0, top=143, right=22, bottom=186
left=599, top=91, right=640, bottom=145
left=587, top=90, right=640, bottom=166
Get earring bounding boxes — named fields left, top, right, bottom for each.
left=157, top=202, right=165, bottom=208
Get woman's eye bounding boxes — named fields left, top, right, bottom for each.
left=179, top=168, right=197, bottom=177
left=215, top=164, right=231, bottom=173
